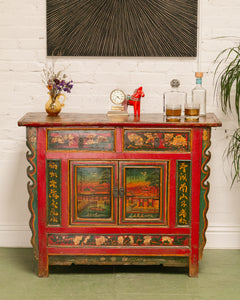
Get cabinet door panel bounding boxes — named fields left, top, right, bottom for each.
left=119, top=161, right=169, bottom=226
left=69, top=161, right=118, bottom=226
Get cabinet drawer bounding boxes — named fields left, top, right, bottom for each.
left=123, top=129, right=192, bottom=152
left=47, top=128, right=116, bottom=151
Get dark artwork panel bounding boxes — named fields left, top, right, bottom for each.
left=47, top=0, right=198, bottom=57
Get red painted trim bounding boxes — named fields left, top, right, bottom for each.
left=48, top=247, right=191, bottom=256
left=116, top=128, right=122, bottom=152
left=169, top=159, right=176, bottom=228
left=45, top=151, right=191, bottom=161
left=190, top=128, right=202, bottom=271
left=114, top=162, right=119, bottom=225
left=45, top=227, right=190, bottom=234
left=61, top=159, right=69, bottom=228
left=37, top=128, right=48, bottom=274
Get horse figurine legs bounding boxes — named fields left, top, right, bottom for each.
left=128, top=99, right=141, bottom=116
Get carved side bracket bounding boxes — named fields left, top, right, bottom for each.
left=199, top=128, right=211, bottom=259
left=26, top=127, right=38, bottom=260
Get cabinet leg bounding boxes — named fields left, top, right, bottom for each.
left=189, top=257, right=199, bottom=277
left=38, top=267, right=49, bottom=277
left=37, top=256, right=49, bottom=277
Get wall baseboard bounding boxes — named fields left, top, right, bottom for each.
left=0, top=225, right=31, bottom=248
left=0, top=225, right=239, bottom=248
left=205, top=226, right=240, bottom=249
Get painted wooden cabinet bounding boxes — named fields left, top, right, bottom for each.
left=18, top=113, right=221, bottom=277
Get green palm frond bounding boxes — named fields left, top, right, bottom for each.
left=226, top=128, right=240, bottom=186
left=214, top=45, right=240, bottom=124
left=214, top=43, right=240, bottom=186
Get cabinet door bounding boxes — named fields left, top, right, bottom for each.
left=69, top=160, right=118, bottom=226
left=119, top=161, right=169, bottom=226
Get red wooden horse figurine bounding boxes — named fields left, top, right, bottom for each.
left=127, top=87, right=145, bottom=116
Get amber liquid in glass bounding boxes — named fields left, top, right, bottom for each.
left=184, top=107, right=200, bottom=121
left=166, top=108, right=181, bottom=116
left=166, top=108, right=181, bottom=122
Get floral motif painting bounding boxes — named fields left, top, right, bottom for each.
left=48, top=234, right=190, bottom=247
left=47, top=0, right=198, bottom=57
left=124, top=130, right=191, bottom=152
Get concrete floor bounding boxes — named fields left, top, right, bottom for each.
left=0, top=248, right=239, bottom=300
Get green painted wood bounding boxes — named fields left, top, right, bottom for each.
left=199, top=128, right=211, bottom=259
left=46, top=160, right=61, bottom=226
left=26, top=127, right=39, bottom=260
left=176, top=161, right=191, bottom=226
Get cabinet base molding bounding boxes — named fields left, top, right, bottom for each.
left=48, top=255, right=189, bottom=267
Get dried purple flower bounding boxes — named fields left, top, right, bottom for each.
left=42, top=64, right=74, bottom=99
left=54, top=78, right=60, bottom=85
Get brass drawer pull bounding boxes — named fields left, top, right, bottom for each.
left=119, top=187, right=125, bottom=198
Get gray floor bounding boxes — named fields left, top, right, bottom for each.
left=0, top=248, right=239, bottom=300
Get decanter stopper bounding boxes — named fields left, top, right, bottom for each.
left=170, top=79, right=180, bottom=88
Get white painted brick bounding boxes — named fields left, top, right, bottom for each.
left=205, top=0, right=240, bottom=7
left=0, top=27, right=45, bottom=40
left=0, top=0, right=240, bottom=248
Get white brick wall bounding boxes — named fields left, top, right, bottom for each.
left=0, top=0, right=240, bottom=248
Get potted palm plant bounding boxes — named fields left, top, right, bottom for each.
left=214, top=43, right=240, bottom=185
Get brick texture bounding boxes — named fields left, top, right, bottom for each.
left=0, top=0, right=240, bottom=247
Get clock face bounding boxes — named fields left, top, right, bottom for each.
left=110, top=89, right=125, bottom=105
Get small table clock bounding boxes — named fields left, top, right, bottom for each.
left=107, top=89, right=128, bottom=117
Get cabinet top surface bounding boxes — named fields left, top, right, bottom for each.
left=18, top=112, right=222, bottom=128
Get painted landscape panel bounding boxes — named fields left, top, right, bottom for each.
left=47, top=129, right=115, bottom=151
left=76, top=167, right=112, bottom=219
left=125, top=167, right=161, bottom=219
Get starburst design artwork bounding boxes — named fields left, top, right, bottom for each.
left=47, top=0, right=197, bottom=57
